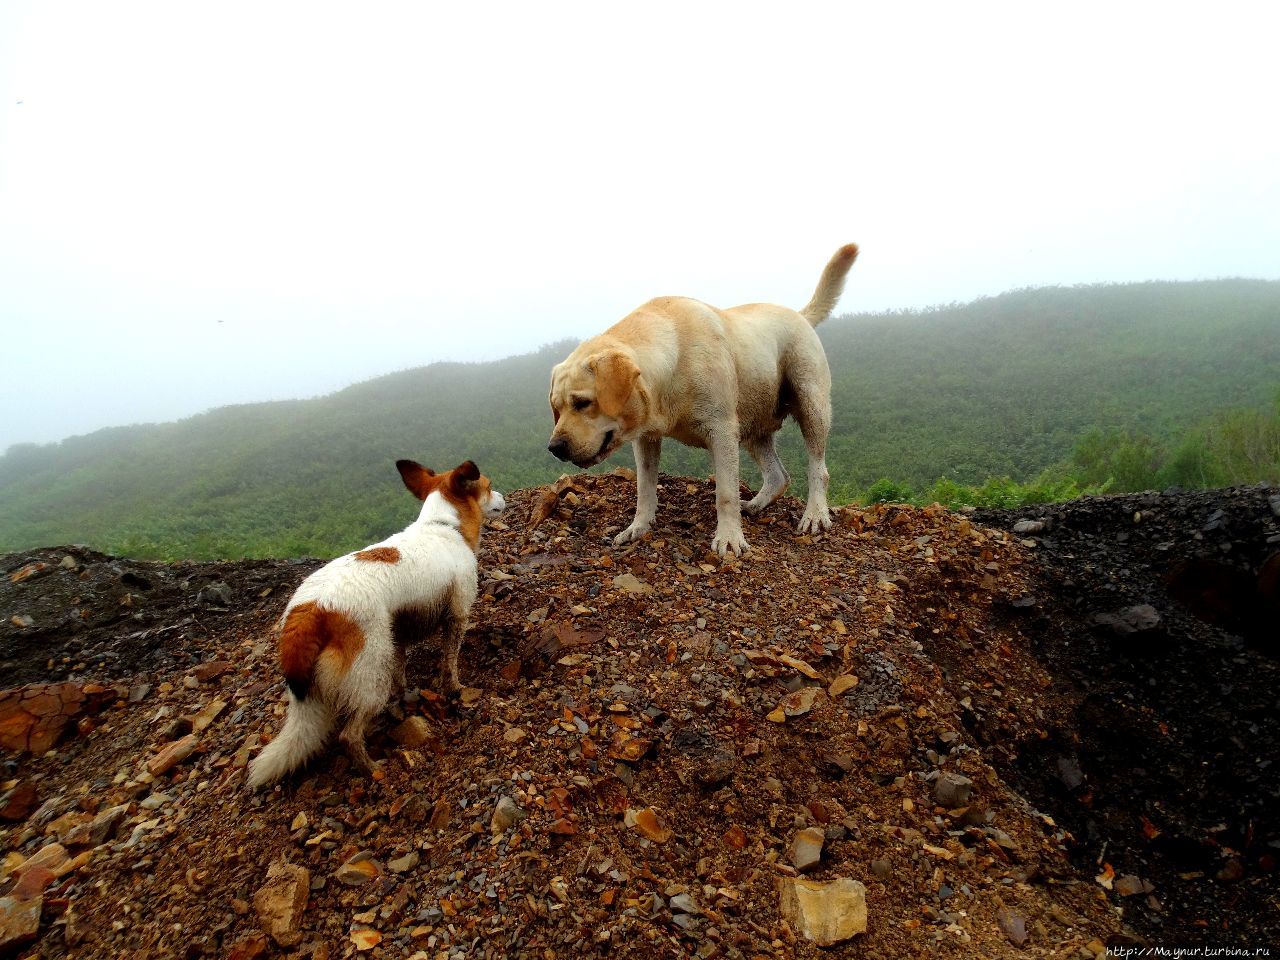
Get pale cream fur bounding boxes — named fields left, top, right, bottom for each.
left=548, top=243, right=858, bottom=556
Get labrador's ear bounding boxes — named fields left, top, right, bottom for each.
left=449, top=460, right=481, bottom=496
left=396, top=459, right=435, bottom=500
left=593, top=351, right=640, bottom=418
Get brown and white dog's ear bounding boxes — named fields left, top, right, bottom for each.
left=593, top=351, right=640, bottom=418
left=449, top=460, right=481, bottom=496
left=396, top=459, right=435, bottom=500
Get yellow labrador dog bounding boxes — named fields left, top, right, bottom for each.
left=547, top=244, right=858, bottom=557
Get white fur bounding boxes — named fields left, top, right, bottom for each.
left=247, top=694, right=332, bottom=789
left=247, top=486, right=504, bottom=789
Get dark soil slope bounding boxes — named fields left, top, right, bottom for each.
left=973, top=486, right=1280, bottom=946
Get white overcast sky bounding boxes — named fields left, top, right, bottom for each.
left=2, top=1, right=1278, bottom=451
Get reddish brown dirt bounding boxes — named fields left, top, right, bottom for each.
left=0, top=474, right=1274, bottom=958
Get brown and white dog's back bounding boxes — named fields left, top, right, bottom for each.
left=247, top=459, right=504, bottom=789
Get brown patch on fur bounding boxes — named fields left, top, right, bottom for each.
left=397, top=459, right=493, bottom=552
left=279, top=601, right=365, bottom=698
left=354, top=546, right=400, bottom=564
left=396, top=460, right=436, bottom=500
left=441, top=465, right=487, bottom=551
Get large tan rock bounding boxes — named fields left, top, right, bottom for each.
left=624, top=806, right=672, bottom=843
left=777, top=876, right=868, bottom=946
left=252, top=861, right=311, bottom=947
left=389, top=715, right=434, bottom=748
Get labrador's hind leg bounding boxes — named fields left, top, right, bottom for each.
left=791, top=374, right=834, bottom=535
left=743, top=433, right=790, bottom=515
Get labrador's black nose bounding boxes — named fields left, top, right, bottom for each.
left=547, top=437, right=571, bottom=461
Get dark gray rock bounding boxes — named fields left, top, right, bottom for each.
left=1056, top=754, right=1085, bottom=790
left=196, top=582, right=233, bottom=607
left=934, top=772, right=973, bottom=807
left=1093, top=604, right=1161, bottom=636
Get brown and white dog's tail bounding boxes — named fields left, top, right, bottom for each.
left=799, top=243, right=859, bottom=327
left=246, top=691, right=333, bottom=789
left=246, top=603, right=343, bottom=789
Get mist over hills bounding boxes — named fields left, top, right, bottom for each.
left=2, top=278, right=1278, bottom=559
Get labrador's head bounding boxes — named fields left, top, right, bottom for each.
left=547, top=350, right=642, bottom=467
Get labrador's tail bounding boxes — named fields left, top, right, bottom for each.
left=799, top=243, right=859, bottom=327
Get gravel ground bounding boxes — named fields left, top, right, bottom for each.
left=0, top=474, right=1274, bottom=957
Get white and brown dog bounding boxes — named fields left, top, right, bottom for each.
left=247, top=459, right=504, bottom=788
left=547, top=244, right=858, bottom=556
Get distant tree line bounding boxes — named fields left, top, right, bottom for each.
left=862, top=389, right=1280, bottom=508
left=1, top=279, right=1277, bottom=560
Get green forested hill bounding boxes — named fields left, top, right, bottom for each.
left=821, top=280, right=1280, bottom=493
left=2, top=279, right=1278, bottom=559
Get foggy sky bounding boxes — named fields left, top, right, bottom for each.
left=2, top=1, right=1278, bottom=452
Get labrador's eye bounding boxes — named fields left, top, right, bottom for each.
left=572, top=397, right=591, bottom=412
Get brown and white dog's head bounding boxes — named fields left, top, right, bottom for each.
left=547, top=348, right=644, bottom=468
left=395, top=459, right=505, bottom=548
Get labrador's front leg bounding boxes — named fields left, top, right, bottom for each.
left=708, top=424, right=748, bottom=557
left=613, top=434, right=662, bottom=545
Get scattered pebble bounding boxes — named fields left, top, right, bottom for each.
left=789, top=826, right=825, bottom=872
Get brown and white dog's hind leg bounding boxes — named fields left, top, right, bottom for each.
left=338, top=666, right=387, bottom=774
left=335, top=621, right=395, bottom=776
left=392, top=646, right=408, bottom=702
left=438, top=607, right=469, bottom=696
left=742, top=434, right=790, bottom=515
left=709, top=421, right=749, bottom=556
left=613, top=434, right=662, bottom=545
left=338, top=708, right=378, bottom=774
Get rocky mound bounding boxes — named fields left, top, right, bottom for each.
left=0, top=474, right=1274, bottom=957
